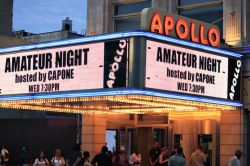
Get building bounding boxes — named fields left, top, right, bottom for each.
left=0, top=0, right=13, bottom=36
left=86, top=0, right=249, bottom=166
left=0, top=35, right=32, bottom=48
left=87, top=0, right=250, bottom=46
left=0, top=1, right=247, bottom=166
left=13, top=17, right=83, bottom=43
left=0, top=17, right=83, bottom=164
left=0, top=30, right=242, bottom=166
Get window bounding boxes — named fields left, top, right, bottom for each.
left=114, top=0, right=152, bottom=32
left=106, top=130, right=117, bottom=151
left=179, top=0, right=219, bottom=6
left=174, top=134, right=183, bottom=147
left=178, top=0, right=223, bottom=35
left=115, top=17, right=141, bottom=32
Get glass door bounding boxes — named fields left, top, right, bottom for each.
left=198, top=134, right=213, bottom=166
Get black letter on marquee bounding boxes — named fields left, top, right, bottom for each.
left=83, top=48, right=89, bottom=65
left=5, top=58, right=11, bottom=73
left=157, top=47, right=163, bottom=62
left=164, top=48, right=171, bottom=63
left=217, top=60, right=221, bottom=73
left=74, top=49, right=82, bottom=66
left=12, top=57, right=20, bottom=72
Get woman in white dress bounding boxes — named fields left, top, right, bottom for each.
left=83, top=151, right=91, bottom=166
left=51, top=149, right=65, bottom=166
left=33, top=151, right=50, bottom=166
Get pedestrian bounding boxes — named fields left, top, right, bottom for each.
left=129, top=149, right=141, bottom=166
left=1, top=146, right=9, bottom=166
left=68, top=144, right=82, bottom=166
left=190, top=146, right=207, bottom=166
left=159, top=147, right=169, bottom=166
left=51, top=149, right=65, bottom=166
left=91, top=146, right=112, bottom=166
left=171, top=144, right=185, bottom=158
left=228, top=150, right=243, bottom=166
left=82, top=151, right=91, bottom=166
left=20, top=146, right=32, bottom=166
left=149, top=141, right=161, bottom=166
left=113, top=146, right=129, bottom=166
left=168, top=147, right=186, bottom=166
left=0, top=153, right=4, bottom=166
left=33, top=151, right=50, bottom=166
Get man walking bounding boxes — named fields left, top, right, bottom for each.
left=91, top=146, right=112, bottom=166
left=1, top=146, right=9, bottom=166
left=228, top=150, right=242, bottom=166
left=168, top=147, right=186, bottom=166
left=149, top=142, right=161, bottom=166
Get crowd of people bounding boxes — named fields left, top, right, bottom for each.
left=149, top=142, right=186, bottom=166
left=0, top=143, right=243, bottom=166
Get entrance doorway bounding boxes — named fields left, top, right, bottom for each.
left=105, top=127, right=151, bottom=165
left=153, top=128, right=167, bottom=147
left=107, top=125, right=170, bottom=166
left=135, top=126, right=170, bottom=166
left=198, top=134, right=213, bottom=166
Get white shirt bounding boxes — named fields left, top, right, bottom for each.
left=228, top=156, right=240, bottom=166
left=51, top=157, right=65, bottom=166
left=83, top=160, right=91, bottom=166
left=33, top=158, right=49, bottom=166
left=1, top=149, right=9, bottom=162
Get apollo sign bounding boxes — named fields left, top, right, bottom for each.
left=141, top=8, right=220, bottom=47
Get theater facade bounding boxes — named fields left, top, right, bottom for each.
left=0, top=9, right=246, bottom=166
left=0, top=30, right=244, bottom=166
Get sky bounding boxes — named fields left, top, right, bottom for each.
left=13, top=0, right=87, bottom=34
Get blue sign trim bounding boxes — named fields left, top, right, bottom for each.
left=0, top=31, right=242, bottom=58
left=0, top=31, right=242, bottom=107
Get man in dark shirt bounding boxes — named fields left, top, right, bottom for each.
left=68, top=144, right=82, bottom=166
left=20, top=146, right=32, bottom=166
left=91, top=146, right=112, bottom=166
left=149, top=142, right=161, bottom=166
left=171, top=144, right=185, bottom=159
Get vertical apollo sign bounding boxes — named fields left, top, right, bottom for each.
left=228, top=59, right=241, bottom=101
left=104, top=39, right=129, bottom=88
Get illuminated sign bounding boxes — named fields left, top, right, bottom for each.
left=0, top=39, right=129, bottom=95
left=104, top=39, right=128, bottom=88
left=141, top=8, right=220, bottom=47
left=0, top=31, right=241, bottom=104
left=145, top=40, right=241, bottom=100
left=228, top=59, right=241, bottom=100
